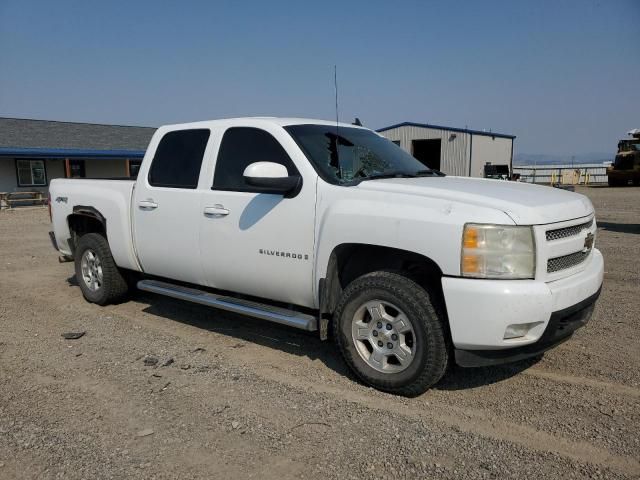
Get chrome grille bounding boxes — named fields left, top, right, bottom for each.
left=547, top=251, right=589, bottom=273
left=546, top=219, right=593, bottom=241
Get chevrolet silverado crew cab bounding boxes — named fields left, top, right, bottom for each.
left=49, top=117, right=603, bottom=396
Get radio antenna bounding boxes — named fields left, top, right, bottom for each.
left=334, top=64, right=341, bottom=175
left=334, top=65, right=340, bottom=129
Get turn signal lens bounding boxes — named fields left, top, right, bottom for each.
left=461, top=224, right=535, bottom=279
left=462, top=255, right=479, bottom=273
left=463, top=226, right=478, bottom=248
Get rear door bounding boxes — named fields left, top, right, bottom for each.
left=133, top=128, right=211, bottom=285
left=198, top=126, right=317, bottom=307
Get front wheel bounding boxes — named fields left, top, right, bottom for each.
left=333, top=271, right=449, bottom=396
left=74, top=233, right=129, bottom=305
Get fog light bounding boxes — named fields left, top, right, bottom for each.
left=503, top=322, right=543, bottom=340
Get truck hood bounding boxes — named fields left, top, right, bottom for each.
left=355, top=176, right=594, bottom=225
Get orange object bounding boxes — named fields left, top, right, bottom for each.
left=463, top=226, right=478, bottom=249
left=462, top=254, right=479, bottom=273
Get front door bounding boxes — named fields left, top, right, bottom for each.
left=68, top=160, right=86, bottom=178
left=199, top=126, right=316, bottom=307
left=133, top=128, right=211, bottom=285
left=412, top=139, right=441, bottom=171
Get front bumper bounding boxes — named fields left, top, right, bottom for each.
left=441, top=248, right=603, bottom=363
left=454, top=288, right=600, bottom=367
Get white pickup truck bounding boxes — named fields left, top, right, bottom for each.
left=49, top=117, right=603, bottom=396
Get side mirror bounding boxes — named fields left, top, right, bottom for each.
left=243, top=162, right=301, bottom=196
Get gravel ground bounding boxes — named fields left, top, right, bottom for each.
left=0, top=186, right=638, bottom=479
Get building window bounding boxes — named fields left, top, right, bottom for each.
left=16, top=159, right=47, bottom=187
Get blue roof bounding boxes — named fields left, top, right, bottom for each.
left=377, top=121, right=515, bottom=139
left=0, top=147, right=145, bottom=159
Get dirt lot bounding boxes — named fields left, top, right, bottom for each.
left=0, top=186, right=639, bottom=479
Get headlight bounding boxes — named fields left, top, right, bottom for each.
left=461, top=224, right=535, bottom=279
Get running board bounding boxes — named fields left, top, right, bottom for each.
left=137, top=279, right=317, bottom=332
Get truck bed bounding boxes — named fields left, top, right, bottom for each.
left=49, top=178, right=141, bottom=271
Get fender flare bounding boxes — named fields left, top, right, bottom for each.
left=71, top=205, right=106, bottom=227
left=67, top=206, right=107, bottom=253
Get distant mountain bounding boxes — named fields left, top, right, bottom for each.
left=514, top=152, right=613, bottom=165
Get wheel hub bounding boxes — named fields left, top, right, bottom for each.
left=80, top=249, right=103, bottom=292
left=351, top=300, right=416, bottom=373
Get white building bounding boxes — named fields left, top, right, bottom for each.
left=378, top=122, right=515, bottom=178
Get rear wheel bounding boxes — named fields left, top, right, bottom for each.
left=333, top=271, right=449, bottom=396
left=75, top=233, right=129, bottom=305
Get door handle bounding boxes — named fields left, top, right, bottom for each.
left=138, top=200, right=158, bottom=210
left=203, top=205, right=229, bottom=217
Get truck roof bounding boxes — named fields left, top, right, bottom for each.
left=159, top=117, right=367, bottom=131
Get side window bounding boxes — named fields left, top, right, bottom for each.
left=16, top=159, right=47, bottom=186
left=148, top=129, right=210, bottom=188
left=212, top=127, right=297, bottom=191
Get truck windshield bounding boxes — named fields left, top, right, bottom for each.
left=284, top=124, right=441, bottom=185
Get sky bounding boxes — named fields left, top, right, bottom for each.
left=0, top=0, right=638, bottom=157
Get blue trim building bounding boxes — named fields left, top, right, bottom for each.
left=377, top=121, right=516, bottom=140
left=377, top=121, right=515, bottom=178
left=0, top=117, right=154, bottom=196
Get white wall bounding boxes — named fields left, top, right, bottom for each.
left=469, top=135, right=513, bottom=178
left=0, top=159, right=16, bottom=192
left=85, top=159, right=127, bottom=178
left=379, top=126, right=471, bottom=176
left=47, top=158, right=65, bottom=185
left=0, top=158, right=65, bottom=194
left=0, top=158, right=127, bottom=200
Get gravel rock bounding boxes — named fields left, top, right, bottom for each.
left=143, top=356, right=158, bottom=366
left=61, top=331, right=85, bottom=340
left=161, top=357, right=174, bottom=367
left=0, top=188, right=638, bottom=479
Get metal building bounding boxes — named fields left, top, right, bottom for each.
left=378, top=122, right=515, bottom=178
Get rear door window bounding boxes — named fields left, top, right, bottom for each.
left=148, top=129, right=210, bottom=188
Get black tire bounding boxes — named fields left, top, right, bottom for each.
left=333, top=271, right=449, bottom=397
left=74, top=233, right=129, bottom=305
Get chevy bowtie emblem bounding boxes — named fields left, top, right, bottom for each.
left=583, top=232, right=594, bottom=252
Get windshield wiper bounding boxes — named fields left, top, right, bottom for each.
left=415, top=169, right=446, bottom=177
left=357, top=169, right=445, bottom=182
left=358, top=171, right=418, bottom=182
